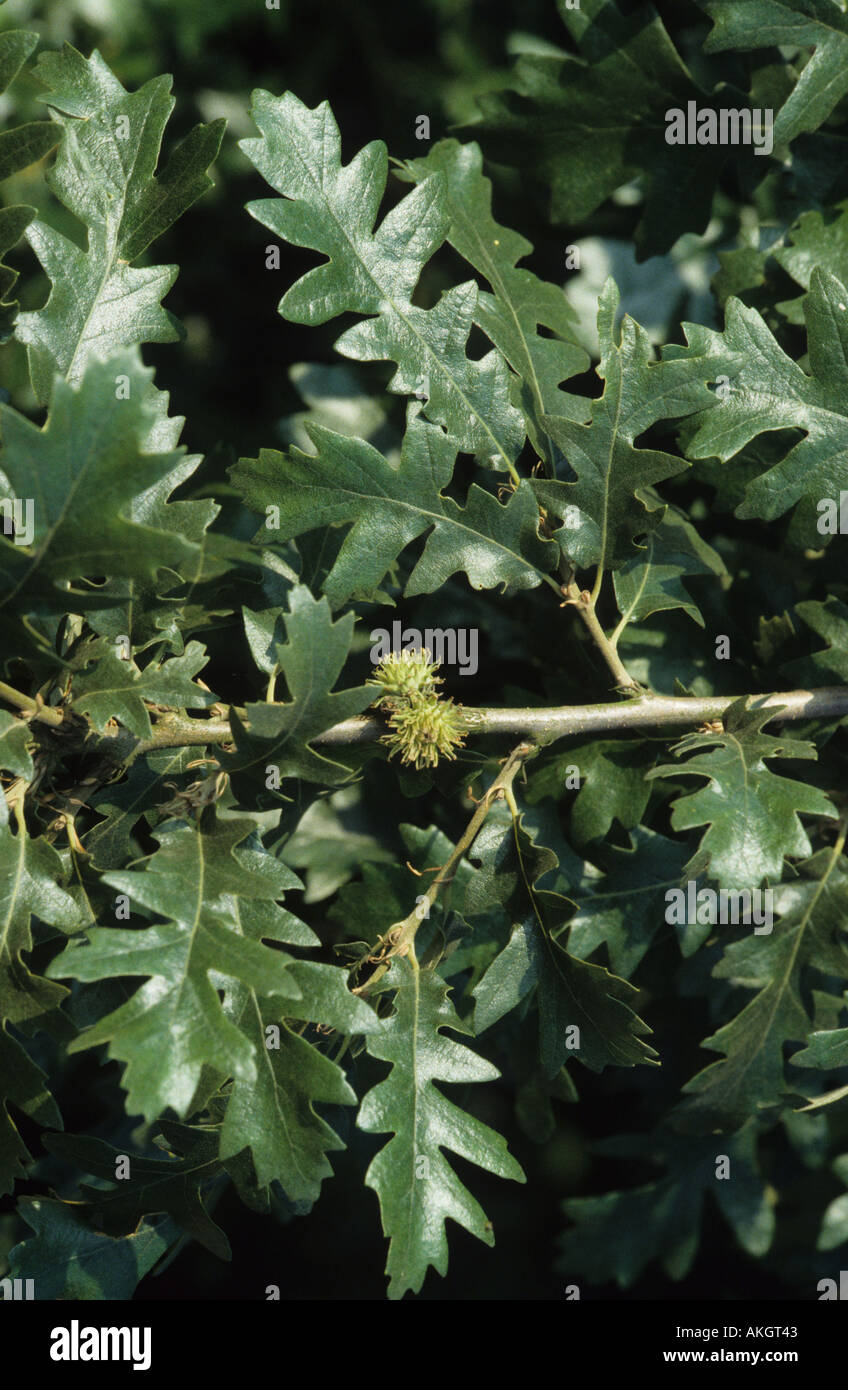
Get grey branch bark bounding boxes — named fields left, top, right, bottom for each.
left=316, top=687, right=848, bottom=743
left=135, top=685, right=848, bottom=755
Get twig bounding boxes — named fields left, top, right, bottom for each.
left=310, top=686, right=848, bottom=746
left=0, top=679, right=64, bottom=727
left=4, top=682, right=848, bottom=756
left=558, top=565, right=640, bottom=692
left=354, top=739, right=537, bottom=983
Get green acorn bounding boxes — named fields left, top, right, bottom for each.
left=383, top=695, right=468, bottom=770
left=370, top=649, right=467, bottom=769
left=368, top=647, right=442, bottom=703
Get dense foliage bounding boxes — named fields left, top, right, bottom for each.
left=3, top=0, right=848, bottom=1302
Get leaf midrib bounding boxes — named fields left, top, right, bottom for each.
left=270, top=467, right=558, bottom=592
left=441, top=196, right=549, bottom=447
left=696, top=833, right=845, bottom=1113
left=258, top=109, right=514, bottom=468
left=62, top=92, right=162, bottom=383
left=401, top=965, right=423, bottom=1281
